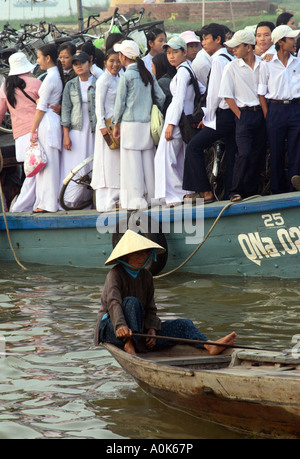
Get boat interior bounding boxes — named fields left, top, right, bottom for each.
left=134, top=345, right=300, bottom=372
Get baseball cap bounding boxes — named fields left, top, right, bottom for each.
left=179, top=31, right=200, bottom=44
left=72, top=52, right=90, bottom=63
left=113, top=40, right=140, bottom=59
left=224, top=29, right=256, bottom=48
left=271, top=25, right=300, bottom=44
left=163, top=36, right=187, bottom=51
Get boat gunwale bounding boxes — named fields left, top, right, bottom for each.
left=1, top=192, right=300, bottom=231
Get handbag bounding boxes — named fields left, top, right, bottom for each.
left=150, top=82, right=164, bottom=146
left=178, top=65, right=205, bottom=144
left=150, top=103, right=164, bottom=146
left=24, top=141, right=47, bottom=177
left=104, top=118, right=120, bottom=150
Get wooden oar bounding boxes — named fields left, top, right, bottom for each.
left=132, top=332, right=274, bottom=352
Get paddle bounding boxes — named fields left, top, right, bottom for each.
left=132, top=332, right=274, bottom=352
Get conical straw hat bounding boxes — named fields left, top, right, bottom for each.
left=105, top=229, right=166, bottom=266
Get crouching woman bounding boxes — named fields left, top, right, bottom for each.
left=94, top=230, right=237, bottom=355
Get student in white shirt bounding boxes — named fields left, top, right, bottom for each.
left=154, top=36, right=205, bottom=206
left=29, top=44, right=64, bottom=213
left=142, top=28, right=167, bottom=73
left=183, top=23, right=235, bottom=204
left=179, top=30, right=201, bottom=63
left=219, top=29, right=266, bottom=202
left=258, top=25, right=300, bottom=194
left=255, top=21, right=276, bottom=58
left=191, top=25, right=212, bottom=88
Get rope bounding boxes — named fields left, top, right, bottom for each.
left=154, top=195, right=261, bottom=279
left=0, top=183, right=27, bottom=271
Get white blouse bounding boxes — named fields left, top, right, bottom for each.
left=95, top=69, right=119, bottom=129
left=166, top=61, right=205, bottom=127
left=36, top=66, right=63, bottom=112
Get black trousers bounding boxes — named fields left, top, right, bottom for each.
left=266, top=102, right=300, bottom=194
left=183, top=109, right=237, bottom=199
left=230, top=109, right=266, bottom=198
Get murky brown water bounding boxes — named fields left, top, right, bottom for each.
left=0, top=260, right=299, bottom=439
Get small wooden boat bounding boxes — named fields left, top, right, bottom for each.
left=104, top=343, right=300, bottom=438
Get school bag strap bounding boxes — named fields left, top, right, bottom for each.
left=20, top=88, right=37, bottom=105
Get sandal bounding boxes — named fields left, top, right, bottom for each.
left=230, top=194, right=242, bottom=202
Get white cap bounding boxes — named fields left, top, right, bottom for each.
left=8, top=52, right=35, bottom=76
left=114, top=40, right=140, bottom=59
left=271, top=25, right=300, bottom=44
left=224, top=29, right=256, bottom=48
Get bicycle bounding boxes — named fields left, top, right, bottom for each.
left=59, top=154, right=94, bottom=211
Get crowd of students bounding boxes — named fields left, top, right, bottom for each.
left=0, top=11, right=299, bottom=213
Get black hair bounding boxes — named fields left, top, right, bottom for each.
left=255, top=21, right=275, bottom=35
left=5, top=75, right=26, bottom=108
left=79, top=41, right=95, bottom=59
left=94, top=48, right=105, bottom=69
left=145, top=27, right=166, bottom=54
left=104, top=47, right=119, bottom=61
left=275, top=36, right=286, bottom=51
left=276, top=12, right=294, bottom=27
left=58, top=42, right=76, bottom=56
left=39, top=43, right=65, bottom=87
left=199, top=23, right=226, bottom=45
left=105, top=33, right=124, bottom=52
left=136, top=56, right=153, bottom=87
left=152, top=52, right=177, bottom=80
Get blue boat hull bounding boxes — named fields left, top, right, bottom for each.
left=1, top=192, right=300, bottom=279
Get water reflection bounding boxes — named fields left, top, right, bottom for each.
left=0, top=261, right=299, bottom=438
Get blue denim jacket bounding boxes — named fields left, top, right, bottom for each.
left=113, top=63, right=165, bottom=124
left=61, top=75, right=97, bottom=133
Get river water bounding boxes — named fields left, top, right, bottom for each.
left=0, top=260, right=299, bottom=439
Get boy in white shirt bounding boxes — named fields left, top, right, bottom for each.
left=258, top=25, right=300, bottom=194
left=183, top=23, right=235, bottom=203
left=255, top=21, right=276, bottom=58
left=219, top=29, right=266, bottom=201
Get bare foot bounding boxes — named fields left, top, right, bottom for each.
left=33, top=208, right=45, bottom=213
left=124, top=338, right=136, bottom=356
left=203, top=191, right=214, bottom=203
left=204, top=332, right=237, bottom=355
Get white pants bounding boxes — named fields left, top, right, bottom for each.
left=155, top=125, right=188, bottom=205
left=120, top=121, right=155, bottom=210
left=11, top=133, right=36, bottom=213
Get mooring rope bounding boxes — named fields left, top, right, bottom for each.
left=154, top=195, right=261, bottom=279
left=0, top=182, right=27, bottom=271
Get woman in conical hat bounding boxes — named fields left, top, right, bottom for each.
left=94, top=230, right=237, bottom=355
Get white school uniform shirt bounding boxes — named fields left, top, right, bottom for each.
left=142, top=53, right=153, bottom=73
left=91, top=63, right=104, bottom=79
left=218, top=55, right=261, bottom=107
left=165, top=60, right=205, bottom=126
left=202, top=47, right=232, bottom=130
left=36, top=66, right=62, bottom=112
left=260, top=44, right=276, bottom=59
left=191, top=48, right=212, bottom=87
left=95, top=68, right=119, bottom=129
left=258, top=52, right=300, bottom=100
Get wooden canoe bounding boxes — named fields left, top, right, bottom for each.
left=103, top=343, right=300, bottom=438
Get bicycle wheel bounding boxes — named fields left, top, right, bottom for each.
left=0, top=111, right=12, bottom=134
left=59, top=155, right=94, bottom=211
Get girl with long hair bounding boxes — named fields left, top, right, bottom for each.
left=0, top=52, right=42, bottom=212
left=91, top=48, right=122, bottom=212
left=112, top=40, right=165, bottom=210
left=142, top=28, right=167, bottom=73
left=30, top=43, right=64, bottom=213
